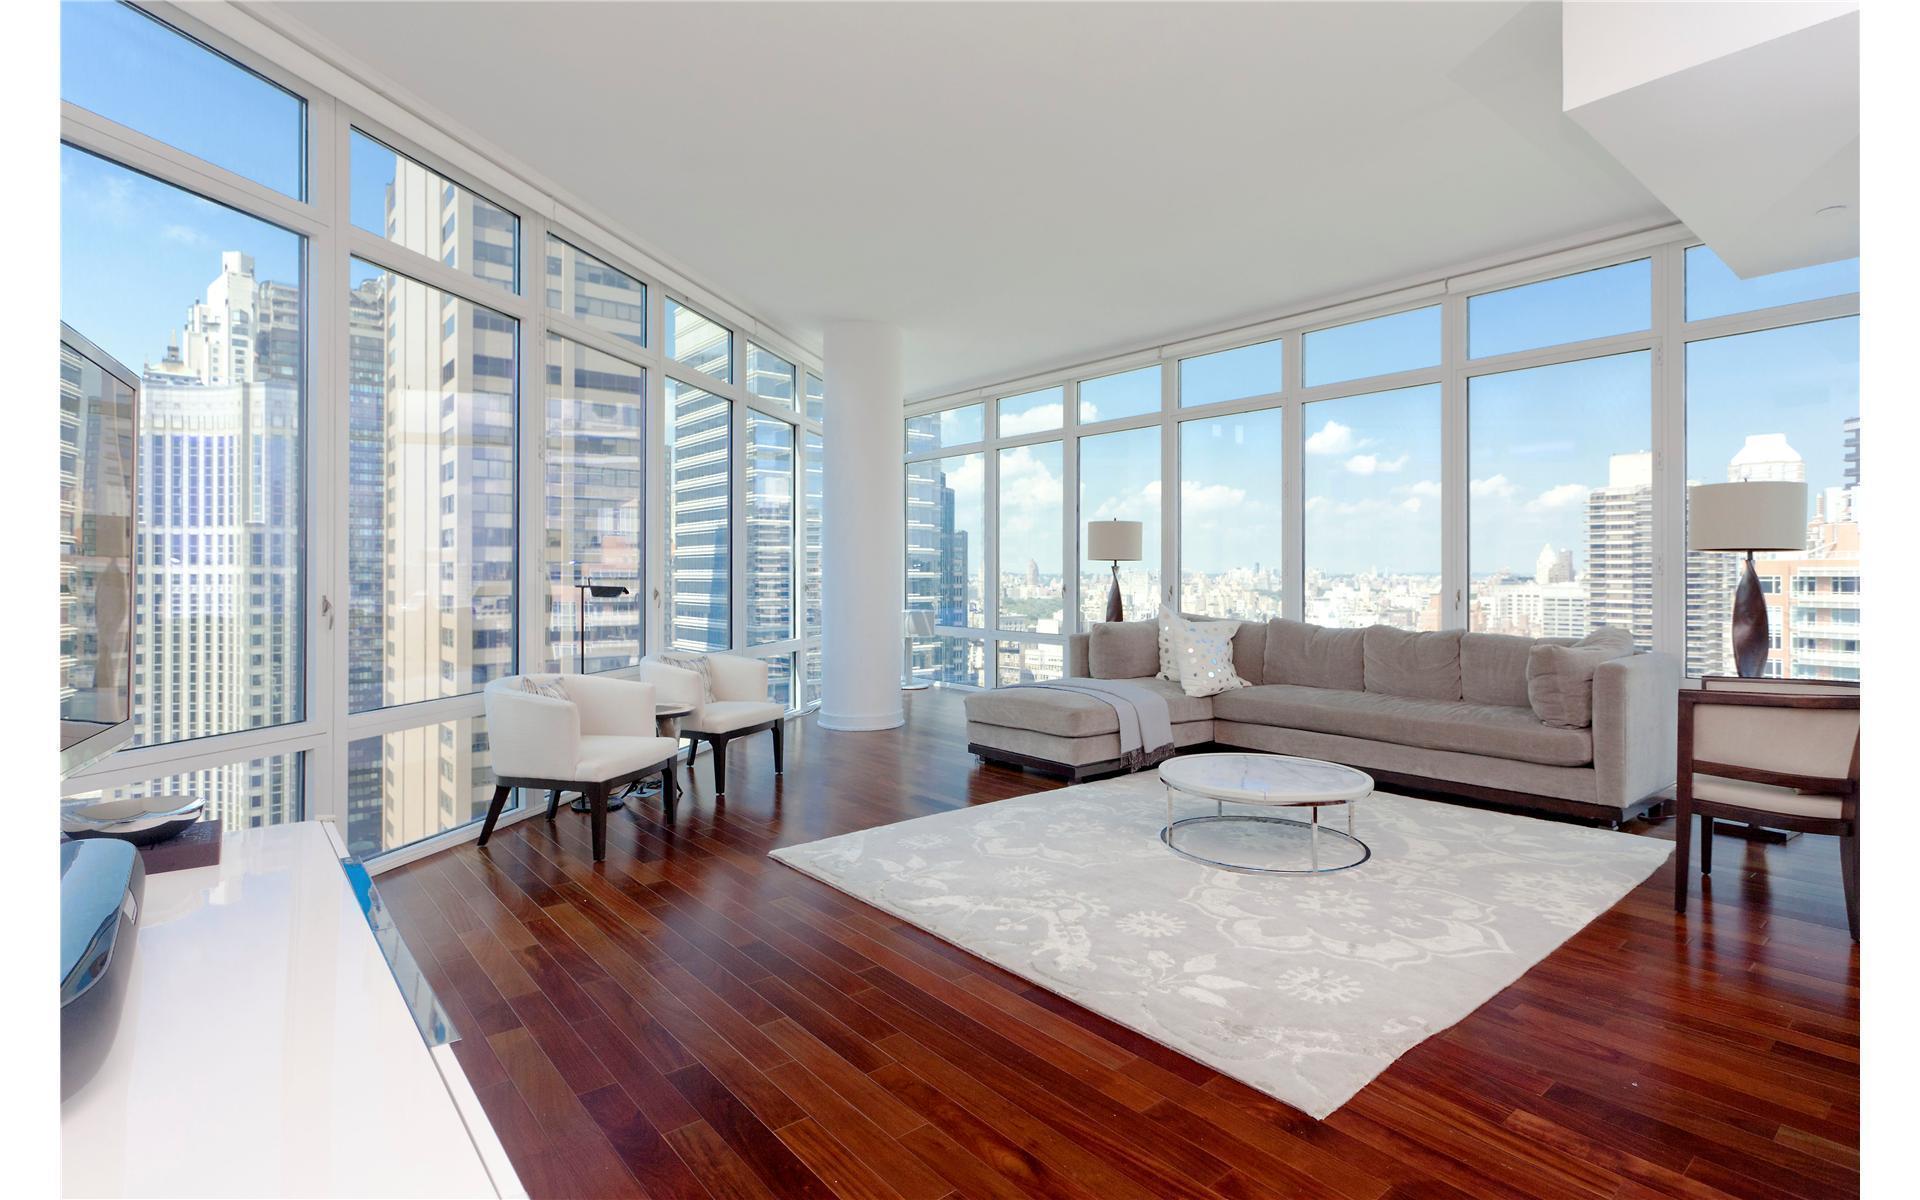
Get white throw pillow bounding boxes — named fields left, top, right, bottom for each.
left=1158, top=605, right=1249, bottom=698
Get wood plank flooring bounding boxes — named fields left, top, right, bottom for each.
left=379, top=689, right=1859, bottom=1199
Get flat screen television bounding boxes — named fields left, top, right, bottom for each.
left=60, top=323, right=139, bottom=778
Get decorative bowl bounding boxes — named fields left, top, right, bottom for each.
left=60, top=796, right=206, bottom=846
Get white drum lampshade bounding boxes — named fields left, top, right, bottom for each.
left=1688, top=480, right=1807, bottom=678
left=1688, top=482, right=1808, bottom=552
left=1086, top=520, right=1143, bottom=563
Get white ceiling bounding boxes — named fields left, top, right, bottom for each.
left=262, top=0, right=1671, bottom=400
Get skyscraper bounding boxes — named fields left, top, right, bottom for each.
left=133, top=252, right=303, bottom=830
left=1586, top=451, right=1654, bottom=649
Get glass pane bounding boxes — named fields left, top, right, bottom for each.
left=60, top=339, right=136, bottom=736
left=1303, top=384, right=1441, bottom=629
left=747, top=344, right=797, bottom=408
left=1304, top=305, right=1441, bottom=388
left=1180, top=409, right=1285, bottom=620
left=666, top=299, right=731, bottom=381
left=1180, top=339, right=1284, bottom=407
left=746, top=413, right=795, bottom=646
left=906, top=404, right=985, bottom=451
left=1079, top=365, right=1161, bottom=424
left=805, top=371, right=825, bottom=424
left=907, top=453, right=984, bottom=628
left=346, top=716, right=506, bottom=859
left=350, top=130, right=518, bottom=294
left=1468, top=259, right=1651, bottom=359
left=997, top=639, right=1064, bottom=687
left=1685, top=246, right=1859, bottom=322
left=997, top=386, right=1064, bottom=436
left=1685, top=317, right=1859, bottom=679
left=668, top=378, right=731, bottom=650
left=545, top=236, right=645, bottom=346
left=802, top=644, right=823, bottom=708
left=65, top=752, right=303, bottom=834
left=1079, top=426, right=1161, bottom=627
left=803, top=432, right=823, bottom=636
left=762, top=653, right=796, bottom=709
left=1468, top=353, right=1652, bottom=646
left=61, top=1, right=305, bottom=199
left=543, top=336, right=644, bottom=674
left=347, top=260, right=517, bottom=711
left=998, top=442, right=1065, bottom=636
left=908, top=635, right=987, bottom=687
left=61, top=145, right=306, bottom=748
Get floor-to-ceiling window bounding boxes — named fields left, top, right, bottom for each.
left=899, top=236, right=1855, bottom=690
left=543, top=336, right=644, bottom=674
left=59, top=2, right=826, bottom=863
left=60, top=4, right=309, bottom=832
left=1684, top=280, right=1860, bottom=680
left=667, top=379, right=732, bottom=651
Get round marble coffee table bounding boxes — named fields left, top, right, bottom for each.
left=1157, top=753, right=1374, bottom=874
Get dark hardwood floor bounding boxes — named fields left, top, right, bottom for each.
left=379, top=688, right=1860, bottom=1199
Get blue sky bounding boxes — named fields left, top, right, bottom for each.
left=61, top=145, right=304, bottom=372
left=62, top=1, right=302, bottom=199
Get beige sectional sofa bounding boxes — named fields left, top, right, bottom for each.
left=963, top=618, right=1679, bottom=824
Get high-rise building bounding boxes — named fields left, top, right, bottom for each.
left=132, top=252, right=303, bottom=831
left=1843, top=416, right=1860, bottom=486
left=1586, top=451, right=1654, bottom=648
left=1535, top=543, right=1574, bottom=585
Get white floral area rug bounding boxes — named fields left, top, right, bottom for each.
left=770, top=772, right=1671, bottom=1119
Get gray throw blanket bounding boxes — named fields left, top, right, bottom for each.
left=1010, top=677, right=1176, bottom=772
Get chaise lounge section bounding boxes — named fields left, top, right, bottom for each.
left=965, top=617, right=1679, bottom=824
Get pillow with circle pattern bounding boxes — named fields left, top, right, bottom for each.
left=1157, top=605, right=1250, bottom=698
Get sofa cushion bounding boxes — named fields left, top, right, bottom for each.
left=1263, top=619, right=1365, bottom=691
left=1527, top=627, right=1635, bottom=728
left=1211, top=685, right=1592, bottom=767
left=1461, top=632, right=1537, bottom=708
left=964, top=676, right=1215, bottom=737
left=1229, top=621, right=1266, bottom=686
left=1363, top=627, right=1463, bottom=701
left=1088, top=620, right=1160, bottom=680
left=1158, top=606, right=1249, bottom=698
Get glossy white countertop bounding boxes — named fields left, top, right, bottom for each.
left=62, top=822, right=517, bottom=1198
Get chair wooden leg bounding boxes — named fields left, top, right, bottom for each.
left=660, top=764, right=679, bottom=824
left=772, top=722, right=785, bottom=775
left=546, top=789, right=562, bottom=820
left=588, top=784, right=608, bottom=862
left=478, top=785, right=512, bottom=846
left=1673, top=806, right=1692, bottom=914
left=712, top=736, right=729, bottom=795
left=1840, top=824, right=1860, bottom=942
left=686, top=739, right=698, bottom=767
left=1700, top=816, right=1714, bottom=876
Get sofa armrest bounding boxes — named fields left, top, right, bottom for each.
left=706, top=653, right=771, bottom=702
left=564, top=674, right=657, bottom=739
left=483, top=684, right=581, bottom=781
left=1592, top=651, right=1679, bottom=813
left=1068, top=633, right=1090, bottom=678
left=640, top=657, right=707, bottom=707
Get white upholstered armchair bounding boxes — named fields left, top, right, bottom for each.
left=479, top=673, right=681, bottom=861
left=640, top=653, right=786, bottom=795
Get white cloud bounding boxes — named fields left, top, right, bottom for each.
left=1344, top=453, right=1408, bottom=476
left=1403, top=479, right=1442, bottom=500
left=998, top=404, right=1064, bottom=436
left=1469, top=474, right=1516, bottom=500
left=161, top=223, right=206, bottom=246
left=1305, top=420, right=1359, bottom=455
left=1530, top=482, right=1591, bottom=510
left=1180, top=479, right=1248, bottom=516
left=1401, top=497, right=1423, bottom=513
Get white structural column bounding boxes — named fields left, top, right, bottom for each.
left=819, top=321, right=906, bottom=731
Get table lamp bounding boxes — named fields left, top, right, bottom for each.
left=1086, top=519, right=1143, bottom=622
left=1688, top=481, right=1807, bottom=677
left=902, top=609, right=936, bottom=690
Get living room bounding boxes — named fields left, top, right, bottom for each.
left=18, top=1, right=1912, bottom=1196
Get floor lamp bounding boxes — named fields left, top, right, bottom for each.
left=902, top=609, right=935, bottom=690
left=1086, top=519, right=1143, bottom=622
left=1688, top=481, right=1807, bottom=678
left=571, top=572, right=632, bottom=811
